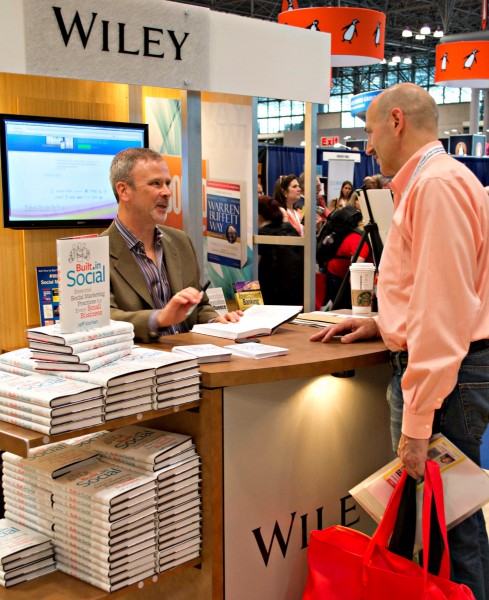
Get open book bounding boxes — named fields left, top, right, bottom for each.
left=349, top=434, right=489, bottom=549
left=191, top=305, right=302, bottom=340
left=293, top=310, right=376, bottom=328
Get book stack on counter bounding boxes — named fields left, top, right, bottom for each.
left=51, top=460, right=157, bottom=592
left=73, top=425, right=202, bottom=574
left=129, top=347, right=201, bottom=410
left=0, top=371, right=104, bottom=436
left=0, top=518, right=56, bottom=588
left=2, top=442, right=100, bottom=537
left=26, top=320, right=135, bottom=372
left=0, top=348, right=37, bottom=376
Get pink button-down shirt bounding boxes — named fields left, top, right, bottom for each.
left=378, top=141, right=489, bottom=439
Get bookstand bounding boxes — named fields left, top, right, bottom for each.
left=328, top=187, right=386, bottom=311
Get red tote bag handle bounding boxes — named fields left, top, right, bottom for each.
left=363, top=460, right=451, bottom=581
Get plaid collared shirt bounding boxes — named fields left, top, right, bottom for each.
left=115, top=218, right=186, bottom=336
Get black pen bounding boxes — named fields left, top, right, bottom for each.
left=185, top=280, right=211, bottom=317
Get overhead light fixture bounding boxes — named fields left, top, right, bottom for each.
left=343, top=135, right=351, bottom=140
left=415, top=34, right=426, bottom=40
left=444, top=130, right=450, bottom=134
left=392, top=55, right=401, bottom=63
left=420, top=25, right=431, bottom=35
left=433, top=29, right=444, bottom=37
left=380, top=58, right=387, bottom=64
left=403, top=56, right=412, bottom=64
left=451, top=129, right=458, bottom=132
left=278, top=6, right=386, bottom=67
left=402, top=28, right=412, bottom=38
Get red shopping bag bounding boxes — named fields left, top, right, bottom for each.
left=303, top=461, right=475, bottom=600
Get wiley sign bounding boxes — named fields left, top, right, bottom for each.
left=23, top=0, right=210, bottom=90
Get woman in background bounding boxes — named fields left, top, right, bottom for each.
left=273, top=174, right=304, bottom=237
left=257, top=196, right=304, bottom=306
left=328, top=180, right=353, bottom=211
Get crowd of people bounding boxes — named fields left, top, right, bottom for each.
left=257, top=172, right=375, bottom=309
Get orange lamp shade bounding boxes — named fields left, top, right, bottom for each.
left=278, top=7, right=385, bottom=67
left=435, top=37, right=489, bottom=87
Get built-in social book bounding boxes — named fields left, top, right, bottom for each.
left=57, top=234, right=110, bottom=333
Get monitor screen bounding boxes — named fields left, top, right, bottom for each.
left=0, top=114, right=149, bottom=229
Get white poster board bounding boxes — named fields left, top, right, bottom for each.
left=357, top=188, right=394, bottom=246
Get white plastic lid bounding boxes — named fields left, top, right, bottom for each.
left=349, top=262, right=376, bottom=271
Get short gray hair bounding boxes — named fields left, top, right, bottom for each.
left=110, top=148, right=163, bottom=201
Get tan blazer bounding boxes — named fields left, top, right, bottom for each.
left=100, top=222, right=217, bottom=342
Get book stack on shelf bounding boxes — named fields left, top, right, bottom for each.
left=0, top=372, right=104, bottom=436
left=26, top=321, right=135, bottom=372
left=74, top=425, right=202, bottom=573
left=51, top=460, right=157, bottom=592
left=0, top=518, right=56, bottom=588
left=2, top=443, right=100, bottom=536
left=129, top=347, right=201, bottom=410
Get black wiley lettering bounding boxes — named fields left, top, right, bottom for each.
left=340, top=494, right=360, bottom=527
left=252, top=512, right=296, bottom=567
left=252, top=507, right=324, bottom=566
left=52, top=7, right=190, bottom=59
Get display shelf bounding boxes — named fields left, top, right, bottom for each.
left=0, top=558, right=201, bottom=599
left=0, top=401, right=200, bottom=457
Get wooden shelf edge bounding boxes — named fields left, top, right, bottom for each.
left=0, top=401, right=201, bottom=457
left=0, top=557, right=202, bottom=599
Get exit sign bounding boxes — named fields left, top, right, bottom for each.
left=320, top=136, right=339, bottom=147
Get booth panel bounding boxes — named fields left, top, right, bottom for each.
left=223, top=364, right=393, bottom=600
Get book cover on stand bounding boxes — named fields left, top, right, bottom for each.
left=205, top=179, right=247, bottom=269
left=232, top=280, right=264, bottom=311
left=349, top=433, right=489, bottom=549
left=57, top=234, right=111, bottom=333
left=36, top=266, right=59, bottom=327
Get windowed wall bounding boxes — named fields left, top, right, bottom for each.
left=257, top=61, right=474, bottom=137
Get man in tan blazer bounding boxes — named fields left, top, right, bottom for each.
left=101, top=148, right=241, bottom=343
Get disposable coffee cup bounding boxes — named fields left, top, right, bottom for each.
left=349, top=263, right=376, bottom=315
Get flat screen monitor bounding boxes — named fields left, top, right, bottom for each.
left=0, top=113, right=149, bottom=229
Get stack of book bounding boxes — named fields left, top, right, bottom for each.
left=129, top=347, right=201, bottom=410
left=0, top=518, right=56, bottom=588
left=0, top=372, right=104, bottom=436
left=0, top=348, right=37, bottom=377
left=26, top=320, right=134, bottom=372
left=2, top=443, right=100, bottom=536
left=74, top=425, right=202, bottom=573
left=52, top=460, right=157, bottom=592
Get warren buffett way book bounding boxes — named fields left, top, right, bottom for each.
left=349, top=434, right=489, bottom=549
left=191, top=304, right=303, bottom=340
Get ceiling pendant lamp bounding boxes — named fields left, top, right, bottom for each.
left=277, top=6, right=386, bottom=67
left=435, top=0, right=489, bottom=87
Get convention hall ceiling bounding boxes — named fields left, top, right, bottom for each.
left=173, top=0, right=484, bottom=66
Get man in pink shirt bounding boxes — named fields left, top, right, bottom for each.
left=311, top=83, right=489, bottom=598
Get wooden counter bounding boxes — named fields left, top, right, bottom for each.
left=158, top=323, right=390, bottom=389
left=0, top=325, right=390, bottom=600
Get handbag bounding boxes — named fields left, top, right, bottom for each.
left=302, top=460, right=476, bottom=599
